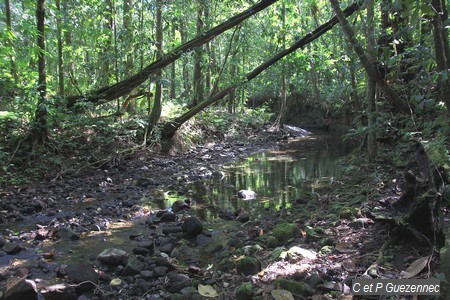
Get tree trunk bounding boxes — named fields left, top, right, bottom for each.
left=431, top=0, right=450, bottom=118
left=123, top=0, right=135, bottom=112
left=273, top=2, right=287, bottom=130
left=67, top=0, right=279, bottom=108
left=31, top=0, right=48, bottom=145
left=329, top=0, right=409, bottom=114
left=56, top=0, right=64, bottom=98
left=366, top=0, right=377, bottom=161
left=5, top=0, right=19, bottom=84
left=180, top=15, right=190, bottom=98
left=192, top=0, right=204, bottom=107
left=162, top=1, right=363, bottom=137
left=148, top=0, right=163, bottom=129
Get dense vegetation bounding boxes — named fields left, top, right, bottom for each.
left=1, top=0, right=449, bottom=185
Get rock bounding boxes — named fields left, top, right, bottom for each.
left=168, top=273, right=191, bottom=283
left=181, top=217, right=203, bottom=237
left=162, top=226, right=183, bottom=235
left=97, top=248, right=128, bottom=266
left=160, top=212, right=176, bottom=222
left=170, top=247, right=180, bottom=258
left=133, top=247, right=151, bottom=255
left=272, top=222, right=300, bottom=242
left=122, top=257, right=145, bottom=276
left=237, top=190, right=256, bottom=200
left=155, top=257, right=175, bottom=270
left=65, top=262, right=99, bottom=291
left=137, top=240, right=154, bottom=250
left=235, top=282, right=254, bottom=300
left=2, top=242, right=23, bottom=254
left=57, top=227, right=80, bottom=241
left=235, top=208, right=249, bottom=222
left=308, top=272, right=324, bottom=288
left=172, top=200, right=189, bottom=213
left=273, top=277, right=313, bottom=296
left=41, top=283, right=77, bottom=300
left=153, top=266, right=169, bottom=277
left=2, top=277, right=38, bottom=300
left=236, top=256, right=261, bottom=276
left=136, top=177, right=156, bottom=187
left=219, top=209, right=235, bottom=220
left=160, top=243, right=174, bottom=254
left=140, top=270, right=154, bottom=279
left=283, top=124, right=311, bottom=137
left=349, top=218, right=374, bottom=229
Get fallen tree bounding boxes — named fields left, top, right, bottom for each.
left=161, top=1, right=363, bottom=138
left=66, top=0, right=278, bottom=108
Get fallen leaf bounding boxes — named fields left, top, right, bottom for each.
left=198, top=284, right=219, bottom=298
left=400, top=256, right=430, bottom=278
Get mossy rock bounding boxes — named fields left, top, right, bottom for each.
left=218, top=258, right=234, bottom=272
left=236, top=256, right=261, bottom=276
left=273, top=278, right=311, bottom=296
left=236, top=282, right=254, bottom=300
left=272, top=223, right=300, bottom=242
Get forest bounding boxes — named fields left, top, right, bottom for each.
left=0, top=0, right=450, bottom=299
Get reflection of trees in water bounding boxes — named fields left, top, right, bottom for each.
left=183, top=140, right=348, bottom=220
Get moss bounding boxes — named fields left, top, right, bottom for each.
left=218, top=258, right=234, bottom=272
left=170, top=294, right=184, bottom=300
left=314, top=227, right=325, bottom=234
left=236, top=282, right=254, bottom=300
left=274, top=278, right=306, bottom=295
left=272, top=223, right=300, bottom=242
left=338, top=208, right=353, bottom=219
left=236, top=256, right=261, bottom=275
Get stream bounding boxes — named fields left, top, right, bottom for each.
left=0, top=135, right=349, bottom=274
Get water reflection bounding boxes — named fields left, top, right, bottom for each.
left=179, top=136, right=350, bottom=221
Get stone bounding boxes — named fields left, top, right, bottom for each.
left=235, top=208, right=249, bottom=222
left=137, top=240, right=154, bottom=250
left=272, top=222, right=300, bottom=242
left=2, top=242, right=23, bottom=254
left=57, top=227, right=80, bottom=241
left=122, top=257, right=145, bottom=276
left=162, top=226, right=183, bottom=235
left=236, top=257, right=261, bottom=276
left=159, top=212, right=175, bottom=222
left=140, top=270, right=154, bottom=279
left=172, top=200, right=189, bottom=213
left=168, top=273, right=191, bottom=283
left=159, top=243, right=174, bottom=254
left=41, top=283, right=77, bottom=300
left=65, top=262, right=99, bottom=291
left=181, top=217, right=203, bottom=237
left=97, top=248, right=128, bottom=266
left=132, top=247, right=151, bottom=255
left=2, top=277, right=38, bottom=300
left=153, top=266, right=169, bottom=277
left=237, top=190, right=256, bottom=200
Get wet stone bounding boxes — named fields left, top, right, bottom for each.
left=140, top=270, right=154, bottom=279
left=65, top=262, right=99, bottom=291
left=41, top=283, right=77, bottom=300
left=122, top=257, right=145, bottom=276
left=159, top=243, right=174, bottom=254
left=133, top=247, right=151, bottom=255
left=2, top=242, right=23, bottom=254
left=97, top=248, right=128, bottom=266
left=153, top=266, right=169, bottom=277
left=2, top=277, right=38, bottom=300
left=137, top=240, right=154, bottom=250
left=181, top=217, right=203, bottom=237
left=162, top=226, right=183, bottom=235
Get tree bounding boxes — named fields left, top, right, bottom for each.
left=431, top=0, right=450, bottom=118
left=29, top=0, right=48, bottom=146
left=192, top=0, right=205, bottom=107
left=162, top=1, right=363, bottom=137
left=5, top=0, right=19, bottom=84
left=329, top=0, right=409, bottom=114
left=366, top=0, right=377, bottom=161
left=148, top=0, right=163, bottom=129
left=56, top=0, right=64, bottom=97
left=66, top=0, right=279, bottom=108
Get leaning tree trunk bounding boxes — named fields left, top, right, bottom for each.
left=66, top=0, right=279, bottom=108
left=329, top=0, right=410, bottom=114
left=30, top=0, right=48, bottom=146
left=162, top=1, right=363, bottom=138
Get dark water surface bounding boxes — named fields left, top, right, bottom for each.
left=166, top=135, right=352, bottom=221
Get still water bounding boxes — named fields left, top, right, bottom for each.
left=166, top=135, right=351, bottom=221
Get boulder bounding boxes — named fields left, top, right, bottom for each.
left=97, top=248, right=128, bottom=266
left=2, top=277, right=38, bottom=300
left=181, top=217, right=203, bottom=237
left=41, top=283, right=77, bottom=300
left=237, top=190, right=256, bottom=200
left=65, top=262, right=99, bottom=291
